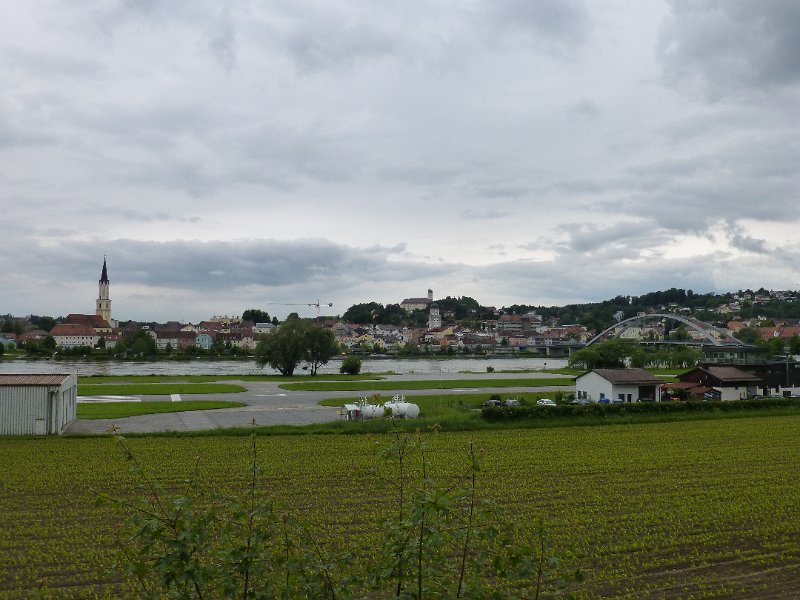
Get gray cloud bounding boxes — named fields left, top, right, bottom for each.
left=460, top=209, right=510, bottom=221
left=281, top=14, right=395, bottom=73
left=474, top=253, right=721, bottom=309
left=2, top=1, right=800, bottom=322
left=658, top=1, right=800, bottom=101
left=567, top=98, right=601, bottom=121
left=15, top=239, right=438, bottom=292
left=208, top=8, right=238, bottom=74
left=727, top=225, right=769, bottom=255
left=484, top=0, right=591, bottom=58
left=554, top=220, right=671, bottom=256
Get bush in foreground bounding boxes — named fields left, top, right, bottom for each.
left=339, top=355, right=362, bottom=375
left=99, top=429, right=581, bottom=598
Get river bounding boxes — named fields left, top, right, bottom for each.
left=0, top=356, right=567, bottom=377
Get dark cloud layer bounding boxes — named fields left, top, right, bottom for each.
left=1, top=1, right=799, bottom=321
left=658, top=0, right=800, bottom=100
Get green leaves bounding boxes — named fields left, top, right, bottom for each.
left=5, top=417, right=799, bottom=597
left=101, top=429, right=580, bottom=599
left=255, top=320, right=337, bottom=376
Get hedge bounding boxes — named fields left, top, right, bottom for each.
left=481, top=397, right=800, bottom=421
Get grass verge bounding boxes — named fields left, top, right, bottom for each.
left=77, top=400, right=246, bottom=419
left=78, top=383, right=248, bottom=396
left=280, top=377, right=575, bottom=392
left=79, top=374, right=383, bottom=384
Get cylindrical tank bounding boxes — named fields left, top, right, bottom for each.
left=359, top=404, right=383, bottom=419
left=384, top=402, right=420, bottom=419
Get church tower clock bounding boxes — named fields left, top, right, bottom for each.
left=96, top=257, right=112, bottom=323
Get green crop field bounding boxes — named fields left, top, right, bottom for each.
left=1, top=416, right=799, bottom=598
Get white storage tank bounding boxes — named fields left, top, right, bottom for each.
left=0, top=374, right=78, bottom=435
left=359, top=404, right=384, bottom=419
left=342, top=402, right=383, bottom=421
left=384, top=401, right=420, bottom=419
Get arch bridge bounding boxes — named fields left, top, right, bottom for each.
left=586, top=313, right=745, bottom=347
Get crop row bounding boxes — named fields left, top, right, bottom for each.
left=1, top=416, right=799, bottom=598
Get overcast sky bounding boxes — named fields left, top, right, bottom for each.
left=2, top=1, right=799, bottom=323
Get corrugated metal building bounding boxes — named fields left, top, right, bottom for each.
left=0, top=374, right=78, bottom=435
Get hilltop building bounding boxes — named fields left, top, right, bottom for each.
left=401, top=289, right=433, bottom=313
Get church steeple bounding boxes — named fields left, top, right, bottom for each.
left=99, top=257, right=109, bottom=284
left=96, top=257, right=112, bottom=324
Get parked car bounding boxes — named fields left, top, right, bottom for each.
left=536, top=398, right=557, bottom=407
left=504, top=398, right=521, bottom=407
left=482, top=399, right=502, bottom=408
left=569, top=398, right=590, bottom=405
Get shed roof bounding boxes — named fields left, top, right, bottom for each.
left=588, top=368, right=663, bottom=385
left=682, top=366, right=761, bottom=383
left=0, top=374, right=73, bottom=386
left=703, top=366, right=760, bottom=381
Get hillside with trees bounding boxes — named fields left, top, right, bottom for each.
left=338, top=287, right=800, bottom=343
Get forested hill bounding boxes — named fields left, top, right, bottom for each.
left=505, top=288, right=800, bottom=332
left=342, top=287, right=800, bottom=331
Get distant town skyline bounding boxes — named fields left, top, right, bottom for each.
left=4, top=254, right=797, bottom=326
left=2, top=2, right=799, bottom=322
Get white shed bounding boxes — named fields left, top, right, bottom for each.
left=0, top=374, right=78, bottom=435
left=575, top=368, right=662, bottom=403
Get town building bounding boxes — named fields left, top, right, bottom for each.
left=50, top=259, right=115, bottom=349
left=64, top=313, right=112, bottom=334
left=677, top=367, right=762, bottom=401
left=49, top=323, right=100, bottom=348
left=401, top=289, right=433, bottom=313
left=428, top=303, right=442, bottom=329
left=575, top=368, right=662, bottom=403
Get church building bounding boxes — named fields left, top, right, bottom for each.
left=96, top=257, right=112, bottom=325
left=50, top=258, right=117, bottom=348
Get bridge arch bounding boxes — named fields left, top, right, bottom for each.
left=586, top=313, right=744, bottom=347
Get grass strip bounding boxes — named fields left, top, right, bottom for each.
left=77, top=400, right=245, bottom=419
left=280, top=377, right=575, bottom=392
left=79, top=374, right=383, bottom=384
left=78, top=383, right=248, bottom=396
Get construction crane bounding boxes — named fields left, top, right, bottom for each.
left=308, top=299, right=333, bottom=323
left=266, top=300, right=333, bottom=323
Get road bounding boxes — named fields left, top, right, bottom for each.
left=65, top=372, right=572, bottom=434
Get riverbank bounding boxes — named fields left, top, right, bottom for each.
left=0, top=355, right=569, bottom=376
